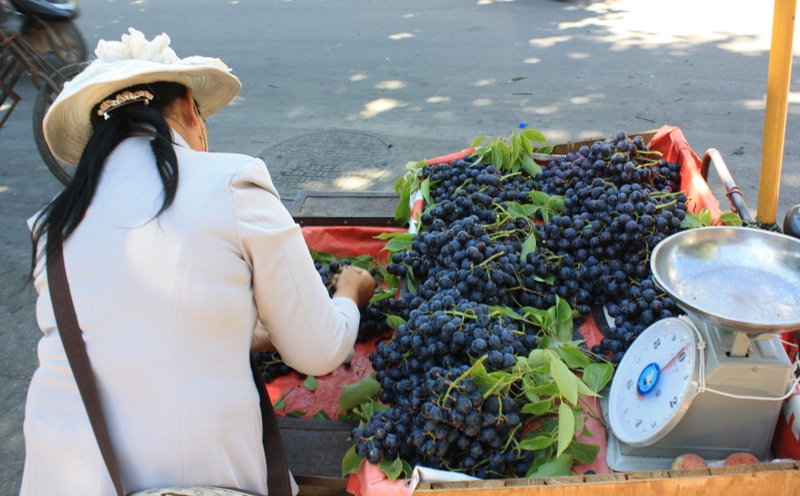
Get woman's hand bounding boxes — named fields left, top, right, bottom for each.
left=332, top=265, right=376, bottom=307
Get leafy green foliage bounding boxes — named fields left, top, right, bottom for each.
left=303, top=376, right=318, bottom=392
left=338, top=375, right=381, bottom=414
left=681, top=207, right=743, bottom=228
left=471, top=129, right=549, bottom=176
left=392, top=129, right=551, bottom=225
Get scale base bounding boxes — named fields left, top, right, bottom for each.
left=604, top=424, right=723, bottom=472
left=601, top=395, right=696, bottom=472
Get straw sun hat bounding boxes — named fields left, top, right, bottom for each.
left=44, top=28, right=242, bottom=166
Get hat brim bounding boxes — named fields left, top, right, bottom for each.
left=43, top=58, right=241, bottom=166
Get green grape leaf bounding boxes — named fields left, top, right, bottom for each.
left=382, top=234, right=414, bottom=252
left=287, top=409, right=307, bottom=418
left=395, top=177, right=413, bottom=225
left=570, top=441, right=600, bottom=465
left=491, top=144, right=502, bottom=168
left=400, top=459, right=413, bottom=478
left=520, top=232, right=538, bottom=262
left=420, top=177, right=432, bottom=207
left=369, top=289, right=398, bottom=304
left=341, top=445, right=365, bottom=477
left=557, top=401, right=576, bottom=457
left=312, top=410, right=332, bottom=420
left=517, top=434, right=555, bottom=451
left=475, top=371, right=514, bottom=397
left=504, top=201, right=529, bottom=220
left=394, top=175, right=405, bottom=194
left=523, top=389, right=540, bottom=403
left=521, top=398, right=552, bottom=415
left=378, top=457, right=404, bottom=481
left=680, top=211, right=704, bottom=229
left=356, top=400, right=389, bottom=421
left=345, top=256, right=375, bottom=271
left=488, top=305, right=524, bottom=321
left=521, top=129, right=547, bottom=144
left=521, top=135, right=533, bottom=155
left=555, top=296, right=572, bottom=323
left=526, top=382, right=560, bottom=397
left=576, top=377, right=599, bottom=398
left=521, top=154, right=542, bottom=178
left=303, top=376, right=318, bottom=391
left=550, top=356, right=579, bottom=405
left=386, top=315, right=407, bottom=330
left=471, top=136, right=487, bottom=147
left=536, top=144, right=555, bottom=154
left=526, top=349, right=549, bottom=367
left=526, top=453, right=573, bottom=478
left=719, top=212, right=743, bottom=226
left=454, top=178, right=472, bottom=194
left=529, top=190, right=550, bottom=206
left=582, top=363, right=614, bottom=393
left=700, top=208, right=712, bottom=226
left=374, top=231, right=412, bottom=240
left=338, top=375, right=380, bottom=413
left=556, top=345, right=591, bottom=369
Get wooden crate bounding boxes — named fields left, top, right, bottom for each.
left=415, top=462, right=800, bottom=496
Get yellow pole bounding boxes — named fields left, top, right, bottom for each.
left=757, top=0, right=797, bottom=225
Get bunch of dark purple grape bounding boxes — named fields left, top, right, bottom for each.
left=352, top=159, right=551, bottom=477
left=349, top=131, right=691, bottom=477
left=358, top=296, right=538, bottom=478
left=254, top=351, right=293, bottom=383
left=530, top=131, right=688, bottom=363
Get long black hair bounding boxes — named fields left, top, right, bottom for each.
left=31, top=81, right=191, bottom=269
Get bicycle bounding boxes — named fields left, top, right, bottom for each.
left=1, top=26, right=84, bottom=184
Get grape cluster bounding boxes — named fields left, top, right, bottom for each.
left=359, top=296, right=538, bottom=477
left=530, top=131, right=687, bottom=362
left=351, top=159, right=548, bottom=477
left=350, top=131, right=691, bottom=476
left=254, top=351, right=293, bottom=383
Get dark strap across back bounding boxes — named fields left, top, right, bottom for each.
left=47, top=246, right=292, bottom=496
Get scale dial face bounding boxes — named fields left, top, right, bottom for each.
left=608, top=318, right=699, bottom=447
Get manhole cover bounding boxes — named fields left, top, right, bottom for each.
left=257, top=131, right=396, bottom=201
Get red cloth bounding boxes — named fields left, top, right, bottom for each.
left=649, top=126, right=723, bottom=219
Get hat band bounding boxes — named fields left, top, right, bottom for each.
left=97, top=90, right=155, bottom=120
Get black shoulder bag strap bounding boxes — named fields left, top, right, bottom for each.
left=47, top=247, right=292, bottom=496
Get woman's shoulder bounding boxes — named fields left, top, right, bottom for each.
left=176, top=147, right=280, bottom=200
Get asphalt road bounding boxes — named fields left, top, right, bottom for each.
left=1, top=0, right=798, bottom=493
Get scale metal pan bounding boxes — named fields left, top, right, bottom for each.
left=651, top=226, right=800, bottom=334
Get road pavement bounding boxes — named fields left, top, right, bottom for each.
left=1, top=0, right=798, bottom=493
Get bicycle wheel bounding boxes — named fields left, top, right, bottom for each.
left=24, top=19, right=88, bottom=70
left=33, top=62, right=85, bottom=185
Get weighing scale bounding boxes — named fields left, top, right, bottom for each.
left=602, top=227, right=800, bottom=472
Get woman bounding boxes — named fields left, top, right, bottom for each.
left=22, top=28, right=375, bottom=495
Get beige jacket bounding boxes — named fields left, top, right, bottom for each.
left=21, top=133, right=359, bottom=495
